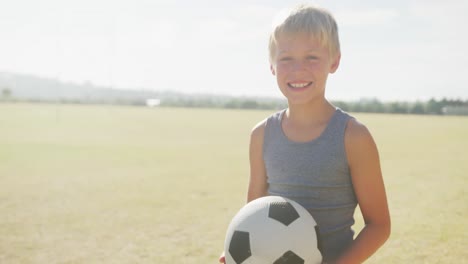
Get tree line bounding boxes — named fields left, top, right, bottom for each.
left=332, top=98, right=468, bottom=115
left=2, top=86, right=468, bottom=115
left=158, top=96, right=468, bottom=115
left=2, top=72, right=467, bottom=115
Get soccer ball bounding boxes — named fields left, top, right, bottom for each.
left=224, top=196, right=322, bottom=264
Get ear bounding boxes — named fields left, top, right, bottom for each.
left=330, top=53, right=341, bottom=74
left=270, top=64, right=276, bottom=75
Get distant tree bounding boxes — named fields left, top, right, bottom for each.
left=348, top=102, right=362, bottom=113
left=388, top=102, right=408, bottom=114
left=367, top=99, right=385, bottom=113
left=409, top=101, right=425, bottom=114
left=240, top=100, right=259, bottom=109
left=1, top=87, right=12, bottom=100
left=332, top=101, right=350, bottom=112
left=224, top=99, right=240, bottom=109
left=426, top=98, right=443, bottom=115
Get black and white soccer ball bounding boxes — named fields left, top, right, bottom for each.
left=224, top=196, right=322, bottom=264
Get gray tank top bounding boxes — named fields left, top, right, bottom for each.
left=263, top=108, right=357, bottom=261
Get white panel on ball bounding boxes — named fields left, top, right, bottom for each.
left=224, top=196, right=322, bottom=264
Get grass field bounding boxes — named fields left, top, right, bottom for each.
left=0, top=103, right=467, bottom=263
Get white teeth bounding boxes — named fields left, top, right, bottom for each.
left=289, top=82, right=311, bottom=88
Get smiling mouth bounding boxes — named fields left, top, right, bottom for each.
left=288, top=82, right=313, bottom=89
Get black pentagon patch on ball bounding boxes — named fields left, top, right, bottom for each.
left=268, top=201, right=300, bottom=226
left=229, top=231, right=252, bottom=264
left=273, top=250, right=305, bottom=264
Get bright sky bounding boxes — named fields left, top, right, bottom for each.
left=1, top=0, right=467, bottom=101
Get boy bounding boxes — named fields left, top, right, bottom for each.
left=220, top=5, right=390, bottom=263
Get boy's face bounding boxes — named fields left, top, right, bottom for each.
left=270, top=32, right=340, bottom=105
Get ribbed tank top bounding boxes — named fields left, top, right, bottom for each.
left=263, top=108, right=357, bottom=261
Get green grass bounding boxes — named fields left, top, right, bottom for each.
left=0, top=103, right=467, bottom=263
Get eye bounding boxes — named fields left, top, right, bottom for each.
left=306, top=55, right=319, bottom=60
left=279, top=56, right=292, bottom=62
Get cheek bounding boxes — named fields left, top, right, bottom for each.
left=304, top=62, right=322, bottom=71
left=275, top=64, right=292, bottom=75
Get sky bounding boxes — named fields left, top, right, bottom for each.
left=1, top=0, right=467, bottom=101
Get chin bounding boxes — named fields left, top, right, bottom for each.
left=286, top=97, right=314, bottom=106
left=284, top=92, right=324, bottom=106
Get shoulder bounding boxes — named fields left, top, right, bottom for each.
left=250, top=118, right=267, bottom=143
left=250, top=110, right=282, bottom=141
left=345, top=117, right=372, bottom=141
left=344, top=117, right=379, bottom=168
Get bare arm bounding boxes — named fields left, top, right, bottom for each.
left=219, top=120, right=269, bottom=264
left=333, top=119, right=391, bottom=264
left=247, top=120, right=269, bottom=202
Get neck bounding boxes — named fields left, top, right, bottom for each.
left=286, top=99, right=335, bottom=125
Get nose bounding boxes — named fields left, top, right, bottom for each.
left=291, top=59, right=307, bottom=71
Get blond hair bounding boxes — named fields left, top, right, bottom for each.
left=269, top=4, right=340, bottom=63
